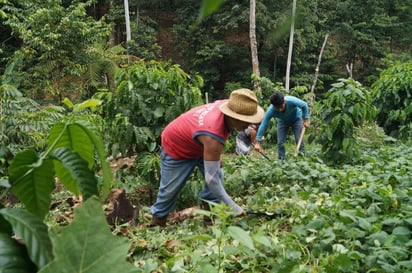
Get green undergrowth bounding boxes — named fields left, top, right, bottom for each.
left=128, top=142, right=412, bottom=273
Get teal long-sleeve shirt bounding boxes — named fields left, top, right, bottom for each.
left=256, top=96, right=309, bottom=142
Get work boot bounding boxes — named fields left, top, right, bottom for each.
left=201, top=201, right=215, bottom=227
left=151, top=215, right=167, bottom=227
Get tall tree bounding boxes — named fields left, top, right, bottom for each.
left=285, top=0, right=296, bottom=90
left=124, top=0, right=131, bottom=42
left=249, top=0, right=261, bottom=92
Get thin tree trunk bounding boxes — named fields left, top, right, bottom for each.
left=285, top=0, right=297, bottom=91
left=124, top=0, right=131, bottom=42
left=124, top=0, right=131, bottom=67
left=249, top=0, right=261, bottom=92
left=346, top=63, right=353, bottom=78
left=309, top=34, right=329, bottom=114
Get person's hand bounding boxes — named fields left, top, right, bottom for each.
left=234, top=208, right=246, bottom=217
left=304, top=119, right=310, bottom=128
left=232, top=204, right=246, bottom=217
left=254, top=142, right=264, bottom=152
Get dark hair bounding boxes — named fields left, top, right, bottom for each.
left=270, top=92, right=284, bottom=106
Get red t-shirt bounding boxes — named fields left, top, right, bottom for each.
left=161, top=100, right=231, bottom=159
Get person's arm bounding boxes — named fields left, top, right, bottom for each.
left=197, top=135, right=244, bottom=215
left=300, top=100, right=311, bottom=128
left=303, top=118, right=310, bottom=128
left=254, top=105, right=274, bottom=152
left=293, top=97, right=311, bottom=128
left=294, top=97, right=310, bottom=118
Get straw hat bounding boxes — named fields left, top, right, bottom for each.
left=219, top=88, right=264, bottom=124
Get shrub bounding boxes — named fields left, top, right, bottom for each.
left=312, top=78, right=376, bottom=164
left=372, top=61, right=412, bottom=139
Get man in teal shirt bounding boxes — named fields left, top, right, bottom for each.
left=254, top=92, right=310, bottom=159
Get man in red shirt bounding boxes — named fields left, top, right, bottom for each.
left=150, top=88, right=264, bottom=227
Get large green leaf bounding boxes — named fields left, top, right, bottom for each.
left=9, top=150, right=55, bottom=219
left=74, top=123, right=112, bottom=201
left=38, top=197, right=137, bottom=273
left=48, top=122, right=112, bottom=200
left=74, top=99, right=102, bottom=112
left=49, top=123, right=94, bottom=169
left=0, top=208, right=53, bottom=269
left=0, top=204, right=12, bottom=235
left=0, top=233, right=37, bottom=273
left=227, top=226, right=255, bottom=250
left=52, top=147, right=98, bottom=201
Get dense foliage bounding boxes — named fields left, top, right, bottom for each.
left=1, top=0, right=412, bottom=99
left=1, top=1, right=412, bottom=272
left=372, top=61, right=412, bottom=139
left=0, top=117, right=115, bottom=272
left=312, top=78, right=377, bottom=164
left=0, top=62, right=65, bottom=177
left=98, top=60, right=203, bottom=157
left=2, top=0, right=112, bottom=100
left=127, top=144, right=412, bottom=272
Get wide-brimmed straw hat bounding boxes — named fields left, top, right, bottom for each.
left=219, top=88, right=264, bottom=124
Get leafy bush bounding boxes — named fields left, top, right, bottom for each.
left=2, top=0, right=111, bottom=100
left=372, top=61, right=412, bottom=139
left=102, top=60, right=203, bottom=157
left=0, top=83, right=64, bottom=177
left=356, top=122, right=396, bottom=148
left=312, top=78, right=377, bottom=164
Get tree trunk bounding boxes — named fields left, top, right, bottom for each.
left=309, top=34, right=329, bottom=114
left=285, top=0, right=297, bottom=91
left=249, top=0, right=261, bottom=92
left=124, top=0, right=131, bottom=42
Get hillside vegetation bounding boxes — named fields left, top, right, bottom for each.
left=0, top=1, right=411, bottom=272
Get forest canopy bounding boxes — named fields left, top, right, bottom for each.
left=1, top=0, right=411, bottom=100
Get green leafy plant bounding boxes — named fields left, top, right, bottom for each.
left=0, top=65, right=65, bottom=177
left=372, top=61, right=412, bottom=139
left=312, top=78, right=377, bottom=164
left=356, top=121, right=396, bottom=148
left=0, top=113, right=125, bottom=271
left=38, top=197, right=136, bottom=273
left=2, top=0, right=111, bottom=100
left=130, top=142, right=412, bottom=272
left=104, top=60, right=203, bottom=157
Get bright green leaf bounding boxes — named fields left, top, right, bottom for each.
left=392, top=226, right=410, bottom=236
left=252, top=234, right=273, bottom=248
left=227, top=226, right=255, bottom=250
left=49, top=123, right=94, bottom=169
left=52, top=147, right=98, bottom=201
left=332, top=254, right=352, bottom=272
left=9, top=150, right=55, bottom=219
left=38, top=197, right=136, bottom=273
left=197, top=0, right=225, bottom=22
left=0, top=233, right=37, bottom=272
left=0, top=208, right=53, bottom=269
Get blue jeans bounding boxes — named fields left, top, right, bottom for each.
left=150, top=149, right=220, bottom=218
left=277, top=118, right=304, bottom=159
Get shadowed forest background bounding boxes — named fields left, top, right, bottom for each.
left=1, top=0, right=411, bottom=101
